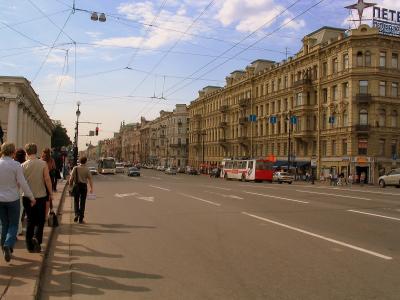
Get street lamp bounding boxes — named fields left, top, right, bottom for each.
left=74, top=101, right=81, bottom=166
left=201, top=130, right=207, bottom=171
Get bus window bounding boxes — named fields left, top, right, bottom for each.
left=233, top=161, right=238, bottom=169
left=248, top=161, right=254, bottom=170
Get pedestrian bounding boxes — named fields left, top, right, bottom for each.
left=22, top=143, right=53, bottom=253
left=329, top=173, right=333, bottom=186
left=348, top=173, right=353, bottom=187
left=360, top=172, right=366, bottom=186
left=41, top=148, right=57, bottom=192
left=69, top=157, right=94, bottom=224
left=0, top=143, right=36, bottom=262
left=14, top=148, right=27, bottom=236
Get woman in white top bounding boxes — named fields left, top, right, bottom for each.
left=0, top=143, right=36, bottom=262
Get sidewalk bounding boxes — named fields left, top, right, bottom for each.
left=0, top=180, right=67, bottom=300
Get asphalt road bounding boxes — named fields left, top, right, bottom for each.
left=41, top=168, right=400, bottom=300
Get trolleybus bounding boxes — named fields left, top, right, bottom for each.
left=222, top=159, right=273, bottom=182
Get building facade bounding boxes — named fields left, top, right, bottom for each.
left=0, top=76, right=53, bottom=150
left=188, top=25, right=400, bottom=184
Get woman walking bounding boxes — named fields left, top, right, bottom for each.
left=41, top=148, right=57, bottom=192
left=69, top=157, right=93, bottom=224
left=14, top=148, right=27, bottom=236
left=0, top=143, right=35, bottom=262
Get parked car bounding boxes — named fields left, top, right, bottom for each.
left=157, top=165, right=166, bottom=171
left=187, top=167, right=200, bottom=175
left=116, top=163, right=125, bottom=173
left=88, top=167, right=98, bottom=175
left=135, top=163, right=141, bottom=169
left=210, top=168, right=221, bottom=178
left=273, top=171, right=294, bottom=184
left=177, top=167, right=186, bottom=173
left=127, top=167, right=141, bottom=177
left=379, top=168, right=400, bottom=188
left=165, top=167, right=177, bottom=175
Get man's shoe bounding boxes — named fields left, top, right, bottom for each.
left=78, top=219, right=85, bottom=224
left=74, top=216, right=79, bottom=223
left=3, top=246, right=11, bottom=262
left=32, top=238, right=41, bottom=253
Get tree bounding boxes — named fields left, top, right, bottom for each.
left=51, top=121, right=72, bottom=149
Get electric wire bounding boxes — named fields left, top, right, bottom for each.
left=49, top=50, right=69, bottom=115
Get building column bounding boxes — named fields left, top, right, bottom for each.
left=17, top=105, right=24, bottom=147
left=22, top=108, right=28, bottom=146
left=7, top=99, right=18, bottom=144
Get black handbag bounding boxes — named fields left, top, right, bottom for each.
left=48, top=210, right=59, bottom=227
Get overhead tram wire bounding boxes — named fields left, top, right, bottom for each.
left=31, top=10, right=74, bottom=83
left=130, top=0, right=215, bottom=120
left=165, top=0, right=326, bottom=98
left=49, top=50, right=69, bottom=115
left=161, top=0, right=303, bottom=97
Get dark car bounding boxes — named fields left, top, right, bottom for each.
left=210, top=168, right=221, bottom=178
left=187, top=167, right=200, bottom=175
left=127, top=167, right=141, bottom=177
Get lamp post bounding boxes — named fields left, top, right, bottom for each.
left=287, top=111, right=292, bottom=171
left=201, top=130, right=206, bottom=171
left=73, top=101, right=81, bottom=166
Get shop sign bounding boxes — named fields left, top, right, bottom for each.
left=373, top=6, right=400, bottom=37
left=311, top=159, right=317, bottom=167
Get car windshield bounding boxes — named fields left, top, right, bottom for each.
left=129, top=167, right=138, bottom=171
left=279, top=172, right=290, bottom=176
left=116, top=163, right=124, bottom=168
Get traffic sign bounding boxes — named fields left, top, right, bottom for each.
left=311, top=158, right=317, bottom=167
left=290, top=116, right=297, bottom=124
left=269, top=116, right=277, bottom=124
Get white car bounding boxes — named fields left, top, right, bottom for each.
left=88, top=167, right=98, bottom=175
left=378, top=168, right=400, bottom=188
left=115, top=163, right=125, bottom=173
left=273, top=172, right=294, bottom=184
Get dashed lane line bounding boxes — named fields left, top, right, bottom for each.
left=243, top=191, right=309, bottom=204
left=203, top=185, right=232, bottom=191
left=299, top=185, right=400, bottom=197
left=149, top=185, right=171, bottom=191
left=295, top=190, right=371, bottom=201
left=149, top=176, right=161, bottom=180
left=242, top=212, right=392, bottom=260
left=348, top=210, right=400, bottom=222
left=204, top=190, right=243, bottom=199
left=179, top=193, right=221, bottom=206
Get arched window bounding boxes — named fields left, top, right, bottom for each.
left=357, top=51, right=363, bottom=66
left=392, top=110, right=398, bottom=127
left=378, top=109, right=386, bottom=127
left=313, top=115, right=317, bottom=130
left=343, top=110, right=348, bottom=126
left=322, top=113, right=327, bottom=129
left=365, top=51, right=372, bottom=66
left=359, top=109, right=368, bottom=125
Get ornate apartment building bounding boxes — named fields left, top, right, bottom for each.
left=0, top=76, right=53, bottom=150
left=188, top=25, right=400, bottom=184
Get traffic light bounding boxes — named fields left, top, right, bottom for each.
left=95, top=127, right=99, bottom=136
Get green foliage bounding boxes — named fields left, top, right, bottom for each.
left=51, top=121, right=72, bottom=149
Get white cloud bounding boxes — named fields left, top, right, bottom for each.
left=282, top=16, right=306, bottom=31
left=85, top=31, right=102, bottom=38
left=215, top=0, right=304, bottom=33
left=43, top=74, right=73, bottom=89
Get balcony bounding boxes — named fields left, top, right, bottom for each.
left=239, top=98, right=249, bottom=107
left=355, top=93, right=373, bottom=104
left=238, top=136, right=248, bottom=145
left=193, top=114, right=202, bottom=120
left=219, top=105, right=229, bottom=113
left=239, top=117, right=248, bottom=125
left=355, top=124, right=370, bottom=133
left=293, top=78, right=312, bottom=88
left=219, top=121, right=228, bottom=128
left=177, top=120, right=183, bottom=126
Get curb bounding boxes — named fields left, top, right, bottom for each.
left=33, top=183, right=68, bottom=300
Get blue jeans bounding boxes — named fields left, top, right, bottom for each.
left=0, top=199, right=20, bottom=248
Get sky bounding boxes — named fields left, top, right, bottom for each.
left=1, top=0, right=400, bottom=148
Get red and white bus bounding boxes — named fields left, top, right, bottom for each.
left=222, top=159, right=273, bottom=182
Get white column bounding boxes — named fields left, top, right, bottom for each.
left=22, top=109, right=28, bottom=146
left=7, top=100, right=18, bottom=144
left=17, top=105, right=23, bottom=147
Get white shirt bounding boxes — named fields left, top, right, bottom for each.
left=0, top=156, right=34, bottom=202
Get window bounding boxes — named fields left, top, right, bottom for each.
left=357, top=52, right=363, bottom=66
left=312, top=140, right=317, bottom=155
left=392, top=53, right=398, bottom=68
left=358, top=138, right=368, bottom=155
left=379, top=139, right=386, bottom=156
left=332, top=58, right=338, bottom=73
left=277, top=100, right=281, bottom=112
left=365, top=51, right=371, bottom=66
left=380, top=51, right=386, bottom=67
left=331, top=140, right=336, bottom=156
left=343, top=53, right=349, bottom=69
left=392, top=82, right=398, bottom=97
left=342, top=139, right=347, bottom=155
left=392, top=110, right=398, bottom=127
left=321, top=140, right=327, bottom=156
left=343, top=111, right=348, bottom=127
left=322, top=62, right=328, bottom=77
left=378, top=109, right=386, bottom=127
left=322, top=113, right=327, bottom=129
left=296, top=93, right=303, bottom=106
left=379, top=81, right=386, bottom=96
left=359, top=80, right=368, bottom=94
left=332, top=85, right=338, bottom=101
left=343, top=82, right=349, bottom=98
left=322, top=88, right=328, bottom=103
left=359, top=109, right=368, bottom=125
left=391, top=140, right=397, bottom=156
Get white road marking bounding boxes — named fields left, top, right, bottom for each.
left=137, top=196, right=154, bottom=202
left=204, top=190, right=243, bottom=200
left=348, top=210, right=400, bottom=222
left=149, top=176, right=161, bottom=180
left=242, top=212, right=392, bottom=260
left=295, top=190, right=371, bottom=201
left=299, top=185, right=400, bottom=197
left=243, top=191, right=308, bottom=204
left=179, top=193, right=221, bottom=206
left=115, top=192, right=138, bottom=198
left=203, top=185, right=231, bottom=191
left=149, top=185, right=171, bottom=191
left=114, top=193, right=154, bottom=202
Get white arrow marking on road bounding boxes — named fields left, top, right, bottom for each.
left=243, top=191, right=308, bottom=204
left=204, top=190, right=243, bottom=200
left=149, top=185, right=171, bottom=191
left=242, top=212, right=392, bottom=260
left=114, top=192, right=138, bottom=198
left=137, top=196, right=154, bottom=202
left=348, top=210, right=400, bottom=222
left=114, top=193, right=154, bottom=202
left=295, top=190, right=371, bottom=201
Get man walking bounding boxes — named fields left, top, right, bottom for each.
left=22, top=143, right=53, bottom=253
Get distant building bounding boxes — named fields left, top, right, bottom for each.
left=0, top=76, right=53, bottom=150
